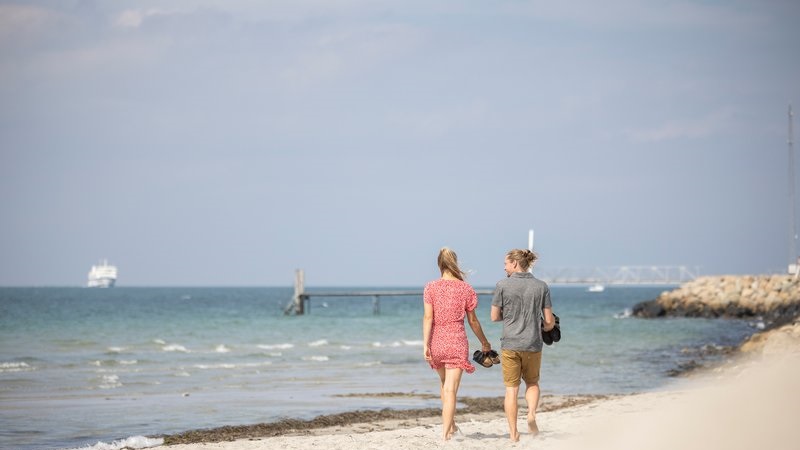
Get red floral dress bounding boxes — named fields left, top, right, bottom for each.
left=424, top=278, right=478, bottom=373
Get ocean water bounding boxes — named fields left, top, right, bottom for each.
left=0, top=286, right=757, bottom=450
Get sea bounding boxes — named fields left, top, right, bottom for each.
left=0, top=286, right=758, bottom=450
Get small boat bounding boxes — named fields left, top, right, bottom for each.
left=587, top=283, right=605, bottom=293
left=87, top=260, right=118, bottom=287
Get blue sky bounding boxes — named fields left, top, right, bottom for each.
left=1, top=0, right=799, bottom=286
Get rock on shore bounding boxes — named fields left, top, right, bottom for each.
left=632, top=275, right=800, bottom=328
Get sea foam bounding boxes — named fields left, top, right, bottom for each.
left=98, top=374, right=122, bottom=389
left=614, top=308, right=633, bottom=319
left=68, top=435, right=163, bottom=450
left=0, top=361, right=33, bottom=373
left=258, top=343, right=294, bottom=350
left=162, top=344, right=190, bottom=353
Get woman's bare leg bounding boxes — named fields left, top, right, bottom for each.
left=435, top=368, right=456, bottom=438
left=441, top=368, right=463, bottom=440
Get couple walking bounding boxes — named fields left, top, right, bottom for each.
left=422, top=247, right=556, bottom=442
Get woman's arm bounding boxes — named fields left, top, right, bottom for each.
left=423, top=302, right=434, bottom=360
left=466, top=310, right=492, bottom=352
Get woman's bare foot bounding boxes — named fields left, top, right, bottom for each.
left=444, top=422, right=458, bottom=441
left=528, top=416, right=539, bottom=436
left=510, top=431, right=520, bottom=442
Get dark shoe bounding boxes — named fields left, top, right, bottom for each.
left=472, top=350, right=493, bottom=368
left=487, top=349, right=501, bottom=365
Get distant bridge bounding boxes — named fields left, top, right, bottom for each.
left=534, top=265, right=699, bottom=285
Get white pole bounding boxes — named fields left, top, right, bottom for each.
left=789, top=104, right=797, bottom=273
left=528, top=229, right=535, bottom=273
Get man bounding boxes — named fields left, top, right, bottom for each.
left=491, top=248, right=555, bottom=442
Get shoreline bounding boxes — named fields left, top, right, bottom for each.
left=145, top=310, right=800, bottom=450
left=129, top=279, right=799, bottom=449
left=148, top=349, right=800, bottom=450
left=146, top=319, right=799, bottom=450
left=148, top=324, right=799, bottom=449
left=155, top=393, right=612, bottom=446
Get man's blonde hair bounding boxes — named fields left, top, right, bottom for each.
left=506, top=248, right=538, bottom=271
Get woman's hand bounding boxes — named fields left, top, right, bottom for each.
left=424, top=346, right=432, bottom=361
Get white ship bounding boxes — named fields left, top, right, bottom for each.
left=587, top=283, right=605, bottom=293
left=87, top=260, right=118, bottom=288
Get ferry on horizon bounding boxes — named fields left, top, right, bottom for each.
left=587, top=283, right=605, bottom=293
left=87, top=260, right=117, bottom=288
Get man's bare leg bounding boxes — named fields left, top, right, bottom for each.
left=525, top=382, right=541, bottom=435
left=504, top=386, right=521, bottom=442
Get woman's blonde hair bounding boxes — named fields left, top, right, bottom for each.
left=506, top=248, right=538, bottom=271
left=438, top=247, right=466, bottom=281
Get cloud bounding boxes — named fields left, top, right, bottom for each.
left=278, top=23, right=425, bottom=87
left=624, top=108, right=738, bottom=143
left=505, top=0, right=766, bottom=30
left=388, top=101, right=490, bottom=138
left=113, top=9, right=175, bottom=29
left=0, top=4, right=69, bottom=49
left=0, top=4, right=58, bottom=33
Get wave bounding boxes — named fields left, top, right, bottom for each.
left=371, top=341, right=402, bottom=348
left=193, top=361, right=273, bottom=370
left=97, top=374, right=122, bottom=389
left=0, top=361, right=34, bottom=373
left=215, top=344, right=231, bottom=353
left=302, top=355, right=329, bottom=362
left=105, top=346, right=130, bottom=354
left=249, top=351, right=283, bottom=357
left=258, top=343, right=294, bottom=350
left=66, top=435, right=163, bottom=450
left=357, top=361, right=382, bottom=367
left=194, top=363, right=236, bottom=370
left=91, top=359, right=139, bottom=367
left=162, top=344, right=190, bottom=353
left=614, top=308, right=633, bottom=319
left=308, top=339, right=328, bottom=347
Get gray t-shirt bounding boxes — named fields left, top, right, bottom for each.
left=491, top=272, right=552, bottom=352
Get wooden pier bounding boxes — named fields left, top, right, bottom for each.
left=284, top=269, right=495, bottom=315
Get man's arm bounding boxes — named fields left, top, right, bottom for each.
left=542, top=307, right=555, bottom=331
left=491, top=305, right=503, bottom=322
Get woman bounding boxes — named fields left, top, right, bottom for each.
left=423, top=247, right=492, bottom=441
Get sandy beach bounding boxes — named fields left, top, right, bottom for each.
left=151, top=320, right=800, bottom=450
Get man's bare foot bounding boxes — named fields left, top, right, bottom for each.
left=528, top=416, right=539, bottom=436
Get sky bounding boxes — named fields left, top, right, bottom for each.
left=1, top=0, right=800, bottom=287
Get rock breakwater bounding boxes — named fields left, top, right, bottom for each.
left=632, top=275, right=800, bottom=328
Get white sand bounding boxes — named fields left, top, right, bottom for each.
left=156, top=335, right=800, bottom=450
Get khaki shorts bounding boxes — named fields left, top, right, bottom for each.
left=501, top=349, right=542, bottom=387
